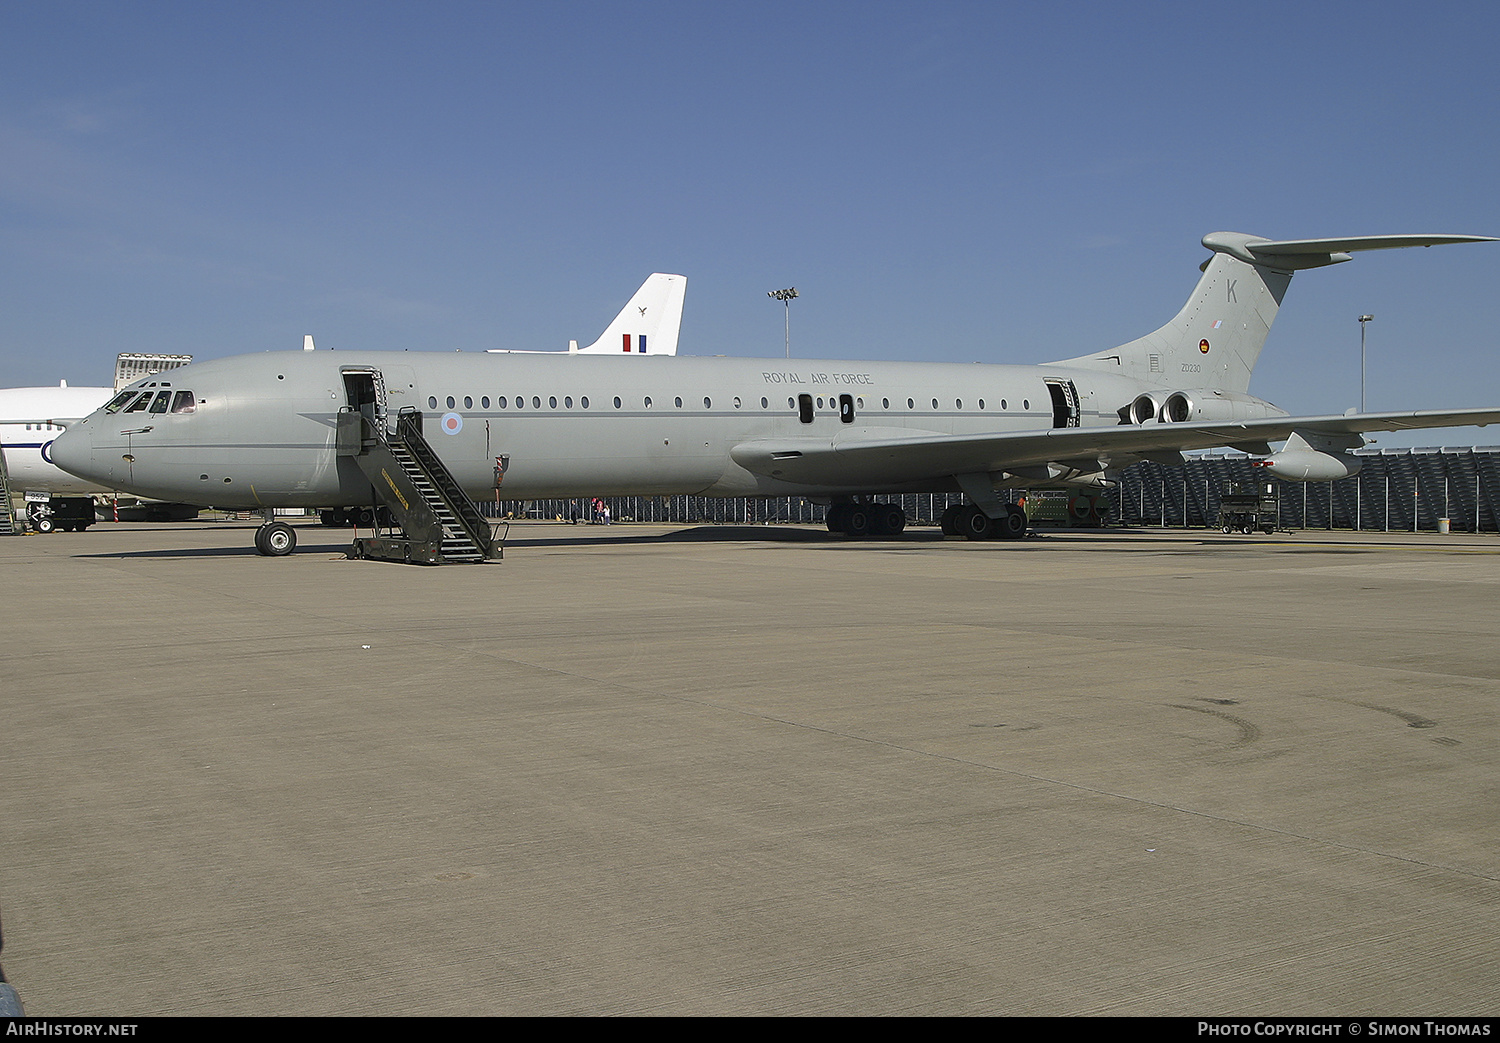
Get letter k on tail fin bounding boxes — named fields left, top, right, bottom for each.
left=1052, top=233, right=1496, bottom=395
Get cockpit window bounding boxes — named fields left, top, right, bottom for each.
left=122, top=393, right=152, bottom=413
left=147, top=390, right=172, bottom=414
left=104, top=390, right=140, bottom=414
left=170, top=390, right=196, bottom=414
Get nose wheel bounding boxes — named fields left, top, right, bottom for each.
left=254, top=521, right=297, bottom=556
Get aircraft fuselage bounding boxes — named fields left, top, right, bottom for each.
left=52, top=350, right=1192, bottom=509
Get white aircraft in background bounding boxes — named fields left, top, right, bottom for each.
left=50, top=232, right=1500, bottom=557
left=486, top=272, right=685, bottom=356
left=0, top=383, right=115, bottom=530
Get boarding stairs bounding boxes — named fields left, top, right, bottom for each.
left=338, top=407, right=499, bottom=565
left=0, top=445, right=16, bottom=535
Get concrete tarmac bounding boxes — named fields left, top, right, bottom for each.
left=2, top=519, right=1498, bottom=1016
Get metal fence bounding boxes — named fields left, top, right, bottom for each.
left=478, top=446, right=1500, bottom=534
left=1111, top=447, right=1500, bottom=533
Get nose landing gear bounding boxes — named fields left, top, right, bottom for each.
left=254, top=519, right=297, bottom=556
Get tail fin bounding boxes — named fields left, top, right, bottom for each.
left=576, top=273, right=687, bottom=355
left=1052, top=233, right=1495, bottom=394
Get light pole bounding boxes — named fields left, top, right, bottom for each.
left=1358, top=314, right=1374, bottom=413
left=769, top=287, right=798, bottom=359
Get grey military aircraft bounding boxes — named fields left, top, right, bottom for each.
left=50, top=231, right=1500, bottom=556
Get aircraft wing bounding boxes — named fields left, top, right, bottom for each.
left=729, top=408, right=1500, bottom=488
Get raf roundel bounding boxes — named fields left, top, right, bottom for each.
left=441, top=411, right=464, bottom=435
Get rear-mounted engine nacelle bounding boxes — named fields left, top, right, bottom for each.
left=1128, top=393, right=1162, bottom=424
left=1136, top=389, right=1288, bottom=424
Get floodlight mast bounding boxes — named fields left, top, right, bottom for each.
left=768, top=287, right=798, bottom=359
left=1358, top=314, right=1374, bottom=412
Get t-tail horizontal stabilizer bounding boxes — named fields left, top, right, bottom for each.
left=1054, top=232, right=1498, bottom=396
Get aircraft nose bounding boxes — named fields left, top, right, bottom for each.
left=48, top=422, right=98, bottom=483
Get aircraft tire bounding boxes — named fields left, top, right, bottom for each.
left=879, top=504, right=906, bottom=536
left=959, top=505, right=994, bottom=541
left=996, top=508, right=1027, bottom=540
left=841, top=506, right=873, bottom=538
left=256, top=522, right=297, bottom=556
left=940, top=505, right=963, bottom=536
left=826, top=504, right=847, bottom=533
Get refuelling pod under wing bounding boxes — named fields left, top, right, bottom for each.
left=1253, top=430, right=1364, bottom=481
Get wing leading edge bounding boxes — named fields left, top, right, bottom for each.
left=729, top=409, right=1500, bottom=489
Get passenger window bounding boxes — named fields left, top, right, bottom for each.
left=464, top=396, right=473, bottom=409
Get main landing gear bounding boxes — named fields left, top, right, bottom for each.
left=939, top=503, right=1027, bottom=541
left=826, top=500, right=908, bottom=538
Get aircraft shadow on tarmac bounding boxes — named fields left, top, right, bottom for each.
left=61, top=524, right=1405, bottom=558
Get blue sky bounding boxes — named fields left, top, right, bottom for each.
left=4, top=1, right=1498, bottom=445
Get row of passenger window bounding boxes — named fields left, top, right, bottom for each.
left=426, top=394, right=1032, bottom=412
